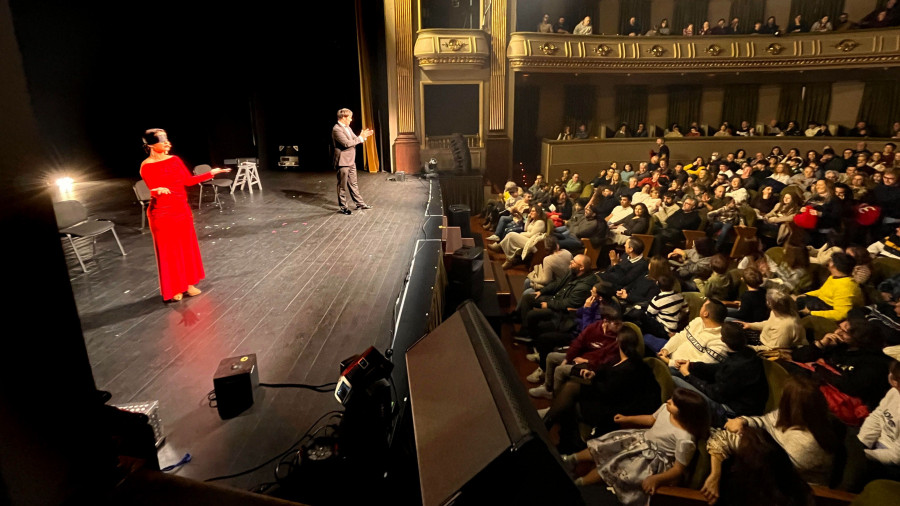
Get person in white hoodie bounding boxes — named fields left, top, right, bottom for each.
left=658, top=299, right=728, bottom=370
left=858, top=360, right=900, bottom=474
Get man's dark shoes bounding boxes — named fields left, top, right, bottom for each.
left=339, top=207, right=352, bottom=215
left=356, top=204, right=373, bottom=210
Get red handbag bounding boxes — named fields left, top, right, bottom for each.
left=793, top=206, right=818, bottom=230
left=854, top=203, right=881, bottom=226
left=819, top=383, right=870, bottom=426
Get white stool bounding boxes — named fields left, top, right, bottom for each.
left=231, top=161, right=262, bottom=193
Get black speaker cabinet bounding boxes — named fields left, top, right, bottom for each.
left=213, top=353, right=259, bottom=419
left=447, top=204, right=472, bottom=238
left=446, top=246, right=484, bottom=312
left=406, top=301, right=583, bottom=506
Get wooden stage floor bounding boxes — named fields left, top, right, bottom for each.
left=58, top=169, right=432, bottom=491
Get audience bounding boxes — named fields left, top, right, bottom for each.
left=483, top=86, right=900, bottom=500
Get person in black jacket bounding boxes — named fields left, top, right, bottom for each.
left=673, top=322, right=768, bottom=426
left=542, top=325, right=661, bottom=452
left=726, top=267, right=768, bottom=323
left=789, top=318, right=892, bottom=411
left=517, top=254, right=594, bottom=342
left=599, top=237, right=649, bottom=288
left=650, top=197, right=701, bottom=256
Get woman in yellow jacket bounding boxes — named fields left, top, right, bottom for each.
left=794, top=252, right=863, bottom=322
left=684, top=156, right=707, bottom=176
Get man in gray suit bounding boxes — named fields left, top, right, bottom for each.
left=332, top=108, right=373, bottom=214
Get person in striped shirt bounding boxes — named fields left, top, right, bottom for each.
left=644, top=274, right=685, bottom=339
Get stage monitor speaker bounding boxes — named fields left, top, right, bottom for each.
left=406, top=301, right=583, bottom=506
left=446, top=246, right=483, bottom=311
left=447, top=204, right=472, bottom=238
left=213, top=353, right=259, bottom=419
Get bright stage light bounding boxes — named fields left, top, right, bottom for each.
left=55, top=177, right=74, bottom=192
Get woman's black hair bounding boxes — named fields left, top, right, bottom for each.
left=617, top=326, right=642, bottom=362
left=671, top=388, right=710, bottom=441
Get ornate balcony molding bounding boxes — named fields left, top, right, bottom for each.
left=507, top=29, right=900, bottom=73
left=414, top=29, right=490, bottom=71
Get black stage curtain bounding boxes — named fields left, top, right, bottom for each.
left=618, top=0, right=651, bottom=35
left=722, top=84, right=760, bottom=128
left=513, top=84, right=541, bottom=172
left=778, top=83, right=832, bottom=127
left=615, top=86, right=648, bottom=134
left=564, top=84, right=597, bottom=135
left=667, top=85, right=702, bottom=132
left=858, top=81, right=900, bottom=138
left=729, top=0, right=766, bottom=33
left=789, top=0, right=845, bottom=27
left=672, top=0, right=710, bottom=33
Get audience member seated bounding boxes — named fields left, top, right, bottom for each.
left=530, top=303, right=623, bottom=401
left=652, top=298, right=728, bottom=362
left=516, top=253, right=594, bottom=345
left=657, top=18, right=671, bottom=35
left=704, top=427, right=816, bottom=506
left=702, top=376, right=838, bottom=504
left=834, top=12, right=854, bottom=31
left=673, top=321, right=768, bottom=425
left=851, top=360, right=900, bottom=487
left=550, top=189, right=573, bottom=222
left=489, top=205, right=547, bottom=269
left=790, top=317, right=892, bottom=412
left=565, top=172, right=583, bottom=198
left=554, top=16, right=568, bottom=34
left=706, top=197, right=744, bottom=252
left=575, top=123, right=589, bottom=139
left=795, top=252, right=863, bottom=322
left=698, top=253, right=738, bottom=300
left=609, top=202, right=649, bottom=245
left=557, top=125, right=573, bottom=140
left=616, top=256, right=672, bottom=312
left=555, top=200, right=606, bottom=253
left=599, top=237, right=648, bottom=287
left=572, top=16, right=592, bottom=35
left=741, top=287, right=806, bottom=357
left=560, top=388, right=710, bottom=505
left=479, top=180, right=517, bottom=228
left=871, top=170, right=900, bottom=238
left=725, top=267, right=768, bottom=322
left=537, top=13, right=553, bottom=33
left=868, top=224, right=900, bottom=260
left=624, top=16, right=642, bottom=36
left=668, top=237, right=715, bottom=287
left=636, top=273, right=685, bottom=339
left=486, top=189, right=532, bottom=242
left=787, top=14, right=806, bottom=33
left=518, top=235, right=573, bottom=311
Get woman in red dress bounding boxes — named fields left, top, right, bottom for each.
left=139, top=129, right=230, bottom=301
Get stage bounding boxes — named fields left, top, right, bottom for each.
left=58, top=168, right=434, bottom=492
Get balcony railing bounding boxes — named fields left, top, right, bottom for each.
left=414, top=29, right=490, bottom=70
left=507, top=28, right=900, bottom=73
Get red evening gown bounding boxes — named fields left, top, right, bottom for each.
left=140, top=156, right=214, bottom=300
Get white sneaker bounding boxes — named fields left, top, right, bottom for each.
left=537, top=407, right=550, bottom=418
left=525, top=350, right=540, bottom=362
left=529, top=385, right=553, bottom=399
left=526, top=367, right=544, bottom=383
left=486, top=234, right=500, bottom=242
